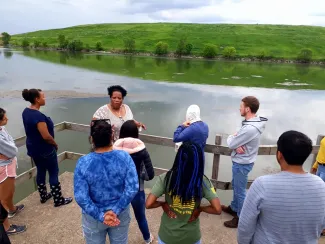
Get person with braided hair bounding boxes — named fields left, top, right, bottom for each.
left=146, top=142, right=221, bottom=244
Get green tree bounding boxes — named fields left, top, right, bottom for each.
left=58, top=34, right=69, bottom=49
left=256, top=50, right=267, bottom=59
left=185, top=43, right=193, bottom=55
left=297, top=48, right=313, bottom=63
left=1, top=32, right=11, bottom=46
left=95, top=42, right=103, bottom=51
left=85, top=44, right=91, bottom=52
left=202, top=44, right=217, bottom=58
left=21, top=39, right=30, bottom=48
left=67, top=40, right=83, bottom=52
left=123, top=38, right=135, bottom=53
left=176, top=38, right=193, bottom=56
left=33, top=40, right=41, bottom=48
left=154, top=41, right=168, bottom=55
left=223, top=46, right=236, bottom=59
left=42, top=42, right=48, bottom=48
left=175, top=37, right=186, bottom=56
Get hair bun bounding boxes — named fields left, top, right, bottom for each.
left=22, top=89, right=30, bottom=102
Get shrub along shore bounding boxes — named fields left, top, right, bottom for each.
left=2, top=23, right=325, bottom=64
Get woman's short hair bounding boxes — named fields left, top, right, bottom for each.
left=107, top=85, right=127, bottom=98
left=119, top=120, right=139, bottom=139
left=90, top=120, right=113, bottom=148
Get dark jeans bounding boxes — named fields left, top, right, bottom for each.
left=0, top=203, right=11, bottom=244
left=131, top=191, right=150, bottom=241
left=32, top=150, right=59, bottom=186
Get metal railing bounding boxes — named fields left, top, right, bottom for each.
left=13, top=122, right=324, bottom=190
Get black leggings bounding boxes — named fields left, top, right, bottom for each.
left=0, top=203, right=11, bottom=244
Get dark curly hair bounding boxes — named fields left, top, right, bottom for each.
left=90, top=120, right=113, bottom=149
left=0, top=108, right=6, bottom=121
left=107, top=85, right=127, bottom=98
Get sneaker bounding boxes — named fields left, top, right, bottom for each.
left=145, top=233, right=154, bottom=244
left=8, top=204, right=25, bottom=219
left=6, top=224, right=27, bottom=236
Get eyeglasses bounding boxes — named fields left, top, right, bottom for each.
left=90, top=119, right=111, bottom=135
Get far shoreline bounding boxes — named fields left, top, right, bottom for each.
left=1, top=46, right=324, bottom=66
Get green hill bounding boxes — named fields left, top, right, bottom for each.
left=11, top=23, right=325, bottom=60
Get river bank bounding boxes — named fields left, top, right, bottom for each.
left=4, top=46, right=325, bottom=65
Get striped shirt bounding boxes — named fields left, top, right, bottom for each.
left=238, top=171, right=325, bottom=244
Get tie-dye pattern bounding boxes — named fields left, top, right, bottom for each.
left=74, top=150, right=139, bottom=222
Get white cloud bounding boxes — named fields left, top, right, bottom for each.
left=0, top=0, right=324, bottom=34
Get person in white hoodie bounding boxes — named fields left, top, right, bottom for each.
left=222, top=96, right=267, bottom=228
left=113, top=120, right=155, bottom=244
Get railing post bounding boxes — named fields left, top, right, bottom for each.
left=30, top=158, right=38, bottom=191
left=311, top=134, right=324, bottom=171
left=212, top=134, right=222, bottom=181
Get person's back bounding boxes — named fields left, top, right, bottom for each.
left=75, top=150, right=138, bottom=214
left=146, top=142, right=221, bottom=244
left=74, top=120, right=138, bottom=244
left=22, top=107, right=55, bottom=157
left=238, top=130, right=325, bottom=244
left=239, top=172, right=325, bottom=244
left=173, top=105, right=209, bottom=151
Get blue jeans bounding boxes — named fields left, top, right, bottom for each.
left=158, top=237, right=201, bottom=244
left=82, top=206, right=131, bottom=244
left=32, top=150, right=59, bottom=186
left=317, top=164, right=325, bottom=181
left=230, top=162, right=254, bottom=217
left=131, top=191, right=150, bottom=241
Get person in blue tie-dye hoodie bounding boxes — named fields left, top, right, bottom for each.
left=74, top=119, right=139, bottom=244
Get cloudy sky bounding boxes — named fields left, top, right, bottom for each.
left=1, top=0, right=325, bottom=34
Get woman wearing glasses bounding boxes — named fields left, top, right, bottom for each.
left=74, top=119, right=139, bottom=244
left=93, top=85, right=146, bottom=142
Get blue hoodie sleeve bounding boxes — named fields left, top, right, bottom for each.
left=227, top=125, right=259, bottom=149
left=173, top=125, right=194, bottom=143
left=74, top=158, right=105, bottom=222
left=111, top=154, right=139, bottom=215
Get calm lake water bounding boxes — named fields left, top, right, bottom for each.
left=1, top=48, right=325, bottom=203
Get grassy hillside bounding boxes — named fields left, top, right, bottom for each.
left=11, top=23, right=325, bottom=59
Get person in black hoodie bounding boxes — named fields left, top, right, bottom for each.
left=113, top=120, right=155, bottom=244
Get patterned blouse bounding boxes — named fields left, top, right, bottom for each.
left=93, top=104, right=134, bottom=141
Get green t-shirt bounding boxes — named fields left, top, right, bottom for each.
left=151, top=173, right=218, bottom=244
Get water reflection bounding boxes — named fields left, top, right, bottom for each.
left=4, top=50, right=13, bottom=59
left=14, top=49, right=325, bottom=90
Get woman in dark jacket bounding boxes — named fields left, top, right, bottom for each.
left=113, top=120, right=155, bottom=244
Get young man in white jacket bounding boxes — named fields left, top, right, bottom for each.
left=222, top=96, right=267, bottom=228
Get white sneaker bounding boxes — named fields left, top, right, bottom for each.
left=145, top=233, right=154, bottom=244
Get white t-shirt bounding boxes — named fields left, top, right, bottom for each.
left=93, top=104, right=134, bottom=141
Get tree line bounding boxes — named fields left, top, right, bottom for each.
left=0, top=32, right=315, bottom=62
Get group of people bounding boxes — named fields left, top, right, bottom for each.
left=1, top=85, right=325, bottom=244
